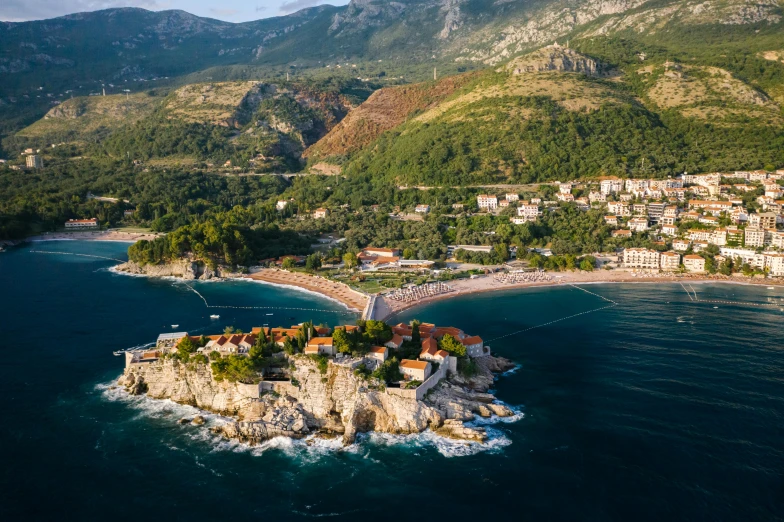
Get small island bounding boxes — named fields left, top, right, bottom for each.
left=117, top=319, right=517, bottom=445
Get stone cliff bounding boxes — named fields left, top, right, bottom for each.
left=114, top=259, right=234, bottom=280
left=117, top=354, right=517, bottom=446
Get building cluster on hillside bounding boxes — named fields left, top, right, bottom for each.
left=472, top=170, right=784, bottom=277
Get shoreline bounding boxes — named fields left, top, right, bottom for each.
left=26, top=230, right=163, bottom=243
left=245, top=268, right=369, bottom=314
left=376, top=272, right=783, bottom=321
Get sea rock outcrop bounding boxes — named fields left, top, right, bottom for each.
left=118, top=354, right=514, bottom=446
left=114, top=259, right=235, bottom=280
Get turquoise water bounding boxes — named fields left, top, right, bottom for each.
left=1, top=241, right=783, bottom=521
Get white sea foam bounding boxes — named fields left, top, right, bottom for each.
left=468, top=402, right=526, bottom=425
left=500, top=363, right=522, bottom=377
left=98, top=380, right=521, bottom=459
left=363, top=428, right=513, bottom=458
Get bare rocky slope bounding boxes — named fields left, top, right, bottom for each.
left=117, top=353, right=517, bottom=445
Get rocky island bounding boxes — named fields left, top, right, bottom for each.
left=116, top=321, right=517, bottom=446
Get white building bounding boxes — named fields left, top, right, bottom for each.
left=600, top=179, right=623, bottom=195
left=276, top=200, right=289, bottom=211
left=313, top=208, right=329, bottom=219
left=64, top=218, right=98, bottom=229
left=629, top=217, right=649, bottom=232
left=505, top=193, right=519, bottom=202
left=623, top=248, right=661, bottom=269
left=477, top=195, right=498, bottom=210
left=415, top=204, right=430, bottom=214
left=765, top=254, right=784, bottom=276
left=744, top=227, right=765, bottom=248
left=659, top=251, right=681, bottom=271
left=607, top=202, right=630, bottom=217
left=399, top=359, right=431, bottom=381
left=558, top=182, right=573, bottom=195
left=672, top=239, right=691, bottom=252
left=517, top=204, right=540, bottom=221
left=683, top=254, right=706, bottom=272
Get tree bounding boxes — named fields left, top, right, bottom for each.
left=176, top=336, right=199, bottom=361
left=364, top=319, right=392, bottom=344
left=579, top=256, right=596, bottom=271
left=281, top=257, right=295, bottom=269
left=410, top=320, right=421, bottom=344
left=305, top=253, right=322, bottom=272
left=439, top=334, right=466, bottom=357
left=333, top=327, right=353, bottom=354
left=343, top=252, right=358, bottom=269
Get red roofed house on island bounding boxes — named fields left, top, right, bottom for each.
left=306, top=337, right=335, bottom=356
left=385, top=334, right=404, bottom=350
left=461, top=335, right=488, bottom=357
left=366, top=346, right=388, bottom=363
left=399, top=359, right=432, bottom=381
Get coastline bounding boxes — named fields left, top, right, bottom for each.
left=26, top=230, right=163, bottom=243
left=375, top=271, right=783, bottom=321
left=245, top=269, right=368, bottom=314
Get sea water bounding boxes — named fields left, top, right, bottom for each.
left=1, top=241, right=782, bottom=521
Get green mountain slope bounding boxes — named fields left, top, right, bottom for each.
left=335, top=45, right=784, bottom=184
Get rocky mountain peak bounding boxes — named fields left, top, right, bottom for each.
left=505, top=43, right=600, bottom=75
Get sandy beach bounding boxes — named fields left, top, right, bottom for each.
left=246, top=268, right=369, bottom=313
left=27, top=230, right=163, bottom=243
left=374, top=270, right=784, bottom=321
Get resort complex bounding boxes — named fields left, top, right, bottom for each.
left=129, top=320, right=491, bottom=401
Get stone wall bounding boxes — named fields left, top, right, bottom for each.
left=386, top=359, right=448, bottom=401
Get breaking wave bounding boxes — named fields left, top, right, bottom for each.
left=97, top=380, right=523, bottom=460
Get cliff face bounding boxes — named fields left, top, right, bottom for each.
left=118, top=354, right=516, bottom=446
left=114, top=259, right=230, bottom=280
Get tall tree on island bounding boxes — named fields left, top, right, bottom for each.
left=411, top=319, right=421, bottom=345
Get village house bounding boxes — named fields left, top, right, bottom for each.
left=499, top=199, right=510, bottom=208
left=276, top=200, right=289, bottom=211
left=313, top=208, right=329, bottom=219
left=477, top=194, right=498, bottom=210
left=558, top=182, right=573, bottom=194
left=419, top=337, right=449, bottom=364
left=661, top=216, right=676, bottom=226
left=557, top=193, right=575, bottom=202
left=633, top=204, right=647, bottom=215
left=366, top=346, right=388, bottom=364
left=661, top=224, right=678, bottom=236
left=305, top=337, right=335, bottom=356
left=612, top=229, right=632, bottom=238
left=672, top=239, right=691, bottom=252
left=629, top=217, right=649, bottom=232
left=415, top=204, right=430, bottom=214
left=205, top=333, right=257, bottom=355
left=604, top=216, right=618, bottom=226
left=399, top=359, right=431, bottom=381
left=461, top=335, right=487, bottom=357
left=65, top=218, right=98, bottom=229
left=683, top=254, right=706, bottom=273
left=589, top=191, right=606, bottom=203
left=619, top=193, right=633, bottom=202
left=607, top=202, right=631, bottom=217
left=692, top=240, right=709, bottom=252
left=517, top=204, right=540, bottom=221
left=385, top=334, right=404, bottom=350
left=505, top=193, right=519, bottom=202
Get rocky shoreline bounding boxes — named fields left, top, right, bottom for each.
left=114, top=259, right=240, bottom=280
left=116, top=353, right=518, bottom=446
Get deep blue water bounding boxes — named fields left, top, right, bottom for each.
left=1, top=241, right=783, bottom=521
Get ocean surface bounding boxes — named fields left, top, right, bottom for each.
left=1, top=241, right=783, bottom=521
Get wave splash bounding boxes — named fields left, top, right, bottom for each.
left=97, top=380, right=523, bottom=460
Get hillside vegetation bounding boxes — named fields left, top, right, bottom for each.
left=12, top=93, right=159, bottom=148
left=337, top=45, right=784, bottom=185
